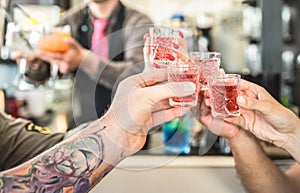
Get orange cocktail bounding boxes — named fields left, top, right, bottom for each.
left=38, top=26, right=71, bottom=53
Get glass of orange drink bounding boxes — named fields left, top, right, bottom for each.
left=38, top=25, right=71, bottom=86
left=38, top=25, right=71, bottom=53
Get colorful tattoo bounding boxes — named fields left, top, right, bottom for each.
left=0, top=126, right=107, bottom=193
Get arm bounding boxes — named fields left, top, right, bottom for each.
left=285, top=163, right=300, bottom=191
left=0, top=69, right=195, bottom=192
left=0, top=113, right=132, bottom=193
left=195, top=90, right=300, bottom=193
left=281, top=120, right=300, bottom=163
left=228, top=130, right=298, bottom=193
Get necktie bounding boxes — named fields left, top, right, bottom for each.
left=91, top=19, right=109, bottom=60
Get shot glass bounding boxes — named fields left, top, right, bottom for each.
left=149, top=27, right=180, bottom=68
left=190, top=52, right=221, bottom=90
left=167, top=63, right=200, bottom=107
left=209, top=74, right=241, bottom=118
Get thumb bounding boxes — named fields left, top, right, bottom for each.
left=237, top=95, right=272, bottom=114
left=144, top=81, right=196, bottom=104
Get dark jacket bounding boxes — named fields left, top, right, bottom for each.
left=59, top=2, right=153, bottom=124
left=0, top=112, right=64, bottom=170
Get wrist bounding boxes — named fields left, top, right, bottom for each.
left=282, top=119, right=300, bottom=162
left=226, top=129, right=267, bottom=161
left=226, top=129, right=257, bottom=149
left=101, top=109, right=147, bottom=156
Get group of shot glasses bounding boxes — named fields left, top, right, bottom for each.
left=148, top=27, right=241, bottom=118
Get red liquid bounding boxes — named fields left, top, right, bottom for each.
left=151, top=37, right=175, bottom=68
left=210, top=84, right=239, bottom=117
left=169, top=72, right=199, bottom=106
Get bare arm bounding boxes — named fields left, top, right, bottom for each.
left=228, top=130, right=298, bottom=193
left=196, top=92, right=299, bottom=193
left=285, top=163, right=300, bottom=191
left=0, top=69, right=194, bottom=193
left=225, top=79, right=300, bottom=163
left=0, top=111, right=132, bottom=193
left=281, top=123, right=300, bottom=163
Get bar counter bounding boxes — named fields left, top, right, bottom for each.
left=90, top=155, right=295, bottom=193
left=89, top=131, right=295, bottom=193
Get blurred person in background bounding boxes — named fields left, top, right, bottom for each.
left=40, top=0, right=153, bottom=124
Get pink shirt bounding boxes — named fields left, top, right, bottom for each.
left=91, top=19, right=109, bottom=60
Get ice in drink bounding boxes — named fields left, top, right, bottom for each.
left=151, top=36, right=175, bottom=68
left=149, top=27, right=181, bottom=68
left=209, top=74, right=241, bottom=118
left=168, top=64, right=199, bottom=107
left=190, top=52, right=221, bottom=90
left=194, top=58, right=220, bottom=87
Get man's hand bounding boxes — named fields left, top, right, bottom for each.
left=105, top=68, right=196, bottom=153
left=224, top=79, right=300, bottom=150
left=194, top=90, right=242, bottom=140
left=37, top=37, right=89, bottom=74
left=193, top=68, right=241, bottom=140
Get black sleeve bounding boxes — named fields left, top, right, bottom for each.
left=0, top=112, right=65, bottom=170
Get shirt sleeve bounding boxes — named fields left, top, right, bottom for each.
left=0, top=112, right=65, bottom=171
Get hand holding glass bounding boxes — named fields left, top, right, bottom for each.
left=38, top=25, right=71, bottom=53
left=38, top=25, right=71, bottom=85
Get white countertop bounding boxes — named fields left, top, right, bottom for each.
left=117, top=155, right=236, bottom=169
left=90, top=155, right=295, bottom=193
left=117, top=155, right=295, bottom=169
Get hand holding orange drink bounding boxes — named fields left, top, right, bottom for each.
left=38, top=25, right=71, bottom=53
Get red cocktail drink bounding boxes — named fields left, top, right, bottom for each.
left=150, top=36, right=174, bottom=68
left=209, top=74, right=241, bottom=118
left=149, top=27, right=180, bottom=68
left=168, top=64, right=200, bottom=107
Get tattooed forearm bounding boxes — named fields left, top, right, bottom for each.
left=0, top=119, right=128, bottom=193
left=0, top=128, right=104, bottom=193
